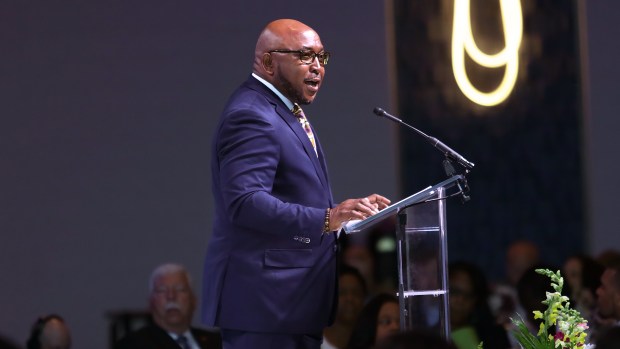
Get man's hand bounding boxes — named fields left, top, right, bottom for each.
left=328, top=194, right=390, bottom=231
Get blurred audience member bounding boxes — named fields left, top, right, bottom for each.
left=26, top=314, right=71, bottom=349
left=562, top=254, right=604, bottom=334
left=343, top=243, right=378, bottom=296
left=341, top=219, right=398, bottom=298
left=0, top=334, right=20, bottom=349
left=506, top=241, right=540, bottom=287
left=322, top=264, right=368, bottom=349
left=596, top=249, right=620, bottom=268
left=517, top=265, right=557, bottom=330
left=406, top=247, right=442, bottom=330
left=115, top=263, right=221, bottom=349
left=595, top=326, right=620, bottom=349
left=502, top=265, right=559, bottom=349
left=448, top=262, right=510, bottom=349
left=595, top=265, right=620, bottom=328
left=490, top=240, right=541, bottom=327
left=375, top=330, right=457, bottom=349
left=366, top=219, right=398, bottom=294
left=347, top=294, right=399, bottom=349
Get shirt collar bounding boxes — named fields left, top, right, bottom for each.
left=252, top=73, right=294, bottom=111
left=168, top=330, right=192, bottom=341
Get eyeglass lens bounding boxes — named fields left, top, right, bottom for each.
left=300, top=51, right=329, bottom=65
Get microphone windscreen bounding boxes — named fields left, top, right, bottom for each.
left=373, top=107, right=385, bottom=116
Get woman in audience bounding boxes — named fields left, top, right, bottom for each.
left=449, top=261, right=510, bottom=349
left=347, top=293, right=399, bottom=349
left=562, top=254, right=604, bottom=325
left=322, top=264, right=368, bottom=349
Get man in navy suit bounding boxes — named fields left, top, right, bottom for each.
left=202, top=19, right=390, bottom=349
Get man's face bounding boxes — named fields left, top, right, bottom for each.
left=149, top=271, right=196, bottom=333
left=597, top=269, right=620, bottom=319
left=271, top=29, right=326, bottom=105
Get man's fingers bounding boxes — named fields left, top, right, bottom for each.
left=366, top=193, right=391, bottom=209
left=357, top=198, right=378, bottom=215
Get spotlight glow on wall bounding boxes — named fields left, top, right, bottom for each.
left=451, top=0, right=523, bottom=106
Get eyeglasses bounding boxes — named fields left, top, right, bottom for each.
left=268, top=49, right=331, bottom=66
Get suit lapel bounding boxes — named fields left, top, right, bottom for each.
left=244, top=76, right=331, bottom=195
left=313, top=131, right=334, bottom=205
left=275, top=105, right=331, bottom=194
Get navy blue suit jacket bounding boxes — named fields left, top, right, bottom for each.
left=202, top=76, right=338, bottom=335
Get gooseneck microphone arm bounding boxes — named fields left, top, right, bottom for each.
left=373, top=107, right=475, bottom=170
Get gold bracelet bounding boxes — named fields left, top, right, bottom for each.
left=323, top=208, right=331, bottom=233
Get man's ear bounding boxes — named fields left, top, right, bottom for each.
left=262, top=53, right=274, bottom=75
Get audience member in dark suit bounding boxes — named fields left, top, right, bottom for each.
left=26, top=314, right=71, bottom=349
left=202, top=18, right=389, bottom=349
left=448, top=261, right=510, bottom=349
left=115, top=263, right=221, bottom=349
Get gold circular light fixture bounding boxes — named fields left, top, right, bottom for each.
left=451, top=0, right=523, bottom=106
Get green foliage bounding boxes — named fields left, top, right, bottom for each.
left=510, top=269, right=589, bottom=349
left=477, top=269, right=590, bottom=349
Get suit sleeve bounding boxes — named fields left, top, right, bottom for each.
left=215, top=105, right=325, bottom=236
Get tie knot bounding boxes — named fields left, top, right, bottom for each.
left=292, top=103, right=304, bottom=117
left=176, top=335, right=190, bottom=349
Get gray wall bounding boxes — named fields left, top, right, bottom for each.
left=2, top=1, right=619, bottom=348
left=585, top=1, right=620, bottom=253
left=0, top=1, right=395, bottom=348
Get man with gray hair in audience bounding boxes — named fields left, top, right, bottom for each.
left=116, top=263, right=221, bottom=349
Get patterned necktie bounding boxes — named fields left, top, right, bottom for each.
left=176, top=334, right=191, bottom=349
left=292, top=103, right=318, bottom=156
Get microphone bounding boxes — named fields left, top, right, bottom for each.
left=373, top=107, right=475, bottom=169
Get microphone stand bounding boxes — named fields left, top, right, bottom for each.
left=443, top=159, right=470, bottom=202
left=374, top=107, right=473, bottom=203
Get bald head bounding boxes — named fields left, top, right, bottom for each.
left=253, top=19, right=316, bottom=75
left=506, top=240, right=540, bottom=285
left=27, top=315, right=71, bottom=349
left=251, top=19, right=326, bottom=105
left=40, top=318, right=71, bottom=349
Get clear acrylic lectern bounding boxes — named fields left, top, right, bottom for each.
left=342, top=175, right=466, bottom=340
